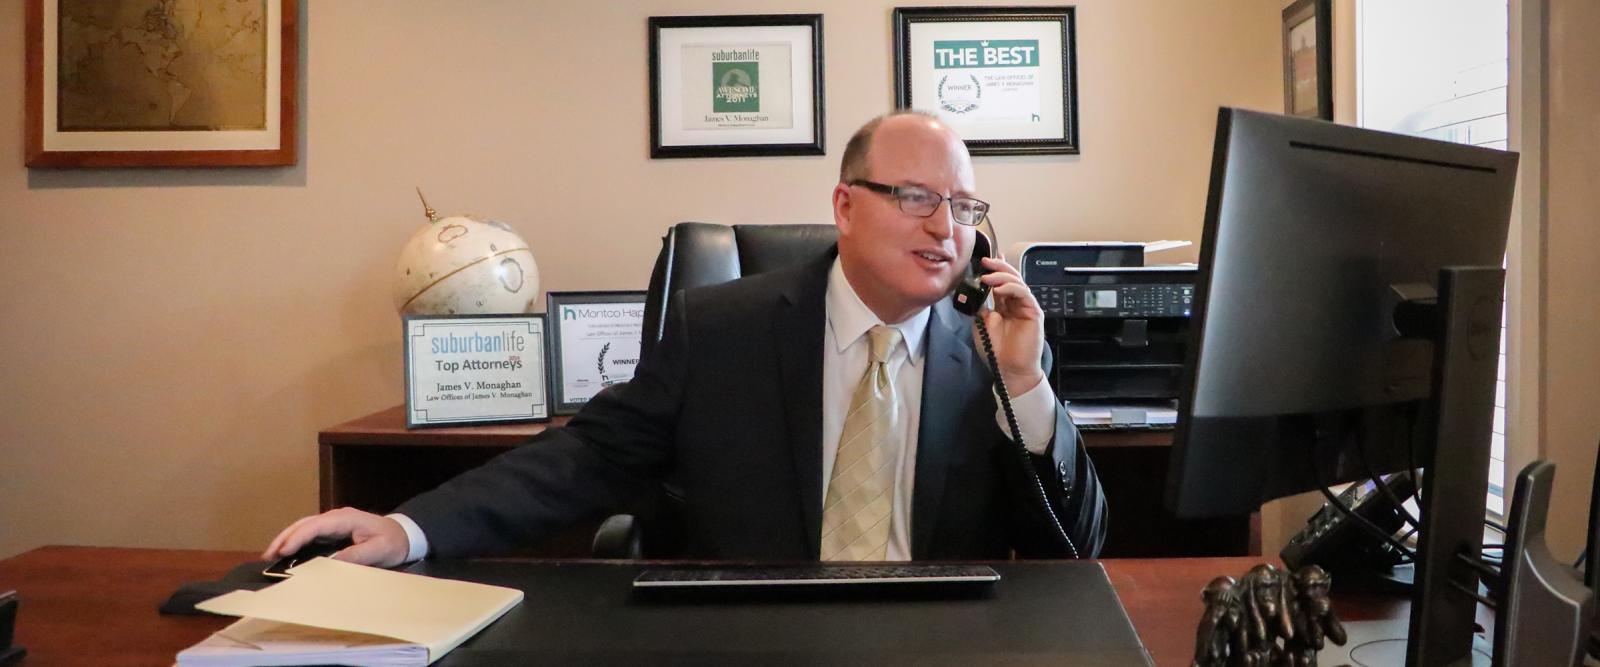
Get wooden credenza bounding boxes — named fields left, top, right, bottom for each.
left=319, top=405, right=1256, bottom=558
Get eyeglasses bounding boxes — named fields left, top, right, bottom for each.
left=848, top=179, right=991, bottom=226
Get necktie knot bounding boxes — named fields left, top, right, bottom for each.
left=867, top=325, right=900, bottom=365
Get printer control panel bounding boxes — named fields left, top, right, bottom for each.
left=1031, top=284, right=1194, bottom=318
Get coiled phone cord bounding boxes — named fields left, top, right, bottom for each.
left=974, top=316, right=1081, bottom=559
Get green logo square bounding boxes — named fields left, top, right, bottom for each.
left=713, top=61, right=760, bottom=112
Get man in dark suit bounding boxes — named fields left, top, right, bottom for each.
left=265, top=111, right=1107, bottom=566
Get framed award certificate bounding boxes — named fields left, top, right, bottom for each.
left=545, top=291, right=648, bottom=415
left=893, top=6, right=1079, bottom=156
left=403, top=314, right=550, bottom=428
left=648, top=14, right=825, bottom=158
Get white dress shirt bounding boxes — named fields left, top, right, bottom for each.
left=392, top=258, right=1058, bottom=562
left=820, top=259, right=1055, bottom=560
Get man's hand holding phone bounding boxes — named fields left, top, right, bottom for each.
left=261, top=507, right=411, bottom=570
left=974, top=255, right=1047, bottom=397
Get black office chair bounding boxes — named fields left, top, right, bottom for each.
left=590, top=222, right=839, bottom=559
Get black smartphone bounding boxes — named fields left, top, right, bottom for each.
left=262, top=537, right=352, bottom=579
left=951, top=219, right=997, bottom=316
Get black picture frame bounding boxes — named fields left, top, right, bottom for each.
left=893, top=6, right=1079, bottom=156
left=1282, top=0, right=1333, bottom=121
left=545, top=291, right=648, bottom=415
left=402, top=313, right=550, bottom=429
left=648, top=14, right=826, bottom=159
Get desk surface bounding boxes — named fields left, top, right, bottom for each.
left=0, top=546, right=1411, bottom=666
left=421, top=559, right=1149, bottom=664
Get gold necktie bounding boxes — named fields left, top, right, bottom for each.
left=821, top=325, right=902, bottom=561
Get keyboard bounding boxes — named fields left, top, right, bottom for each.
left=632, top=564, right=1000, bottom=600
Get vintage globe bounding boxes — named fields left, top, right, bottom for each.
left=393, top=198, right=538, bottom=316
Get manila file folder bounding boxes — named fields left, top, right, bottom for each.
left=187, top=556, right=523, bottom=665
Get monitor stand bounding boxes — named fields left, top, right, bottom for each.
left=1306, top=265, right=1504, bottom=666
left=1287, top=267, right=1503, bottom=666
left=1399, top=266, right=1504, bottom=665
left=1491, top=460, right=1593, bottom=665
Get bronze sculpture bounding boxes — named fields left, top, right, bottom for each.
left=1192, top=564, right=1346, bottom=667
left=1241, top=564, right=1294, bottom=666
left=1286, top=566, right=1347, bottom=666
left=1193, top=576, right=1247, bottom=667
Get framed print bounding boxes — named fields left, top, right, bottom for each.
left=403, top=314, right=550, bottom=428
left=894, top=6, right=1079, bottom=156
left=649, top=14, right=825, bottom=159
left=24, top=0, right=299, bottom=168
left=1282, top=0, right=1332, bottom=121
left=545, top=291, right=647, bottom=415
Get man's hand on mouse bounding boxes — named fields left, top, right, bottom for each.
left=262, top=507, right=410, bottom=569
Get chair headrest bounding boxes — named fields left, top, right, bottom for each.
left=731, top=224, right=838, bottom=276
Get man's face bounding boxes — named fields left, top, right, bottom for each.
left=833, top=117, right=977, bottom=323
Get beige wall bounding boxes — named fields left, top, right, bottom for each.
left=0, top=0, right=1286, bottom=558
left=1536, top=0, right=1600, bottom=557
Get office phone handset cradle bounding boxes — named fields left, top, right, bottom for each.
left=955, top=219, right=1080, bottom=559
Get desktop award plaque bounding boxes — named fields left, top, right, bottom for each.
left=545, top=291, right=646, bottom=415
left=403, top=314, right=550, bottom=427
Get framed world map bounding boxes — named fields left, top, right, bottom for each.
left=25, top=0, right=298, bottom=167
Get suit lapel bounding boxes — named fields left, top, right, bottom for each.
left=774, top=252, right=834, bottom=558
left=911, top=301, right=976, bottom=559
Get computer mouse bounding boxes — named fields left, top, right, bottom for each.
left=262, top=536, right=354, bottom=579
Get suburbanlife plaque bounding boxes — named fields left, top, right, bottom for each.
left=404, top=314, right=549, bottom=427
left=678, top=43, right=794, bottom=131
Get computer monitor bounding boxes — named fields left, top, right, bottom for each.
left=1166, top=108, right=1518, bottom=664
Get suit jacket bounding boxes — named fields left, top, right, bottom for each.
left=398, top=249, right=1108, bottom=560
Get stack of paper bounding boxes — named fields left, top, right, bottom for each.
left=1142, top=239, right=1193, bottom=254
left=178, top=557, right=522, bottom=667
left=1066, top=402, right=1179, bottom=427
left=178, top=618, right=426, bottom=667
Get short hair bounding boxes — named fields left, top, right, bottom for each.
left=838, top=109, right=942, bottom=183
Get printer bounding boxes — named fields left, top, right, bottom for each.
left=1016, top=242, right=1196, bottom=428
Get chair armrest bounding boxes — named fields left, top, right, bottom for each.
left=591, top=514, right=643, bottom=559
left=0, top=591, right=22, bottom=667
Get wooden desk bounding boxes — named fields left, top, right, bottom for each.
left=0, top=546, right=1405, bottom=666
left=320, top=406, right=1256, bottom=558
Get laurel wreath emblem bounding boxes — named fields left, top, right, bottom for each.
left=596, top=342, right=613, bottom=385
left=937, top=74, right=982, bottom=114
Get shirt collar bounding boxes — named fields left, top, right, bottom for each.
left=826, top=258, right=929, bottom=365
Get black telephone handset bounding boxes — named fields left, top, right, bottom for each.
left=955, top=220, right=1081, bottom=559
left=951, top=227, right=993, bottom=316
